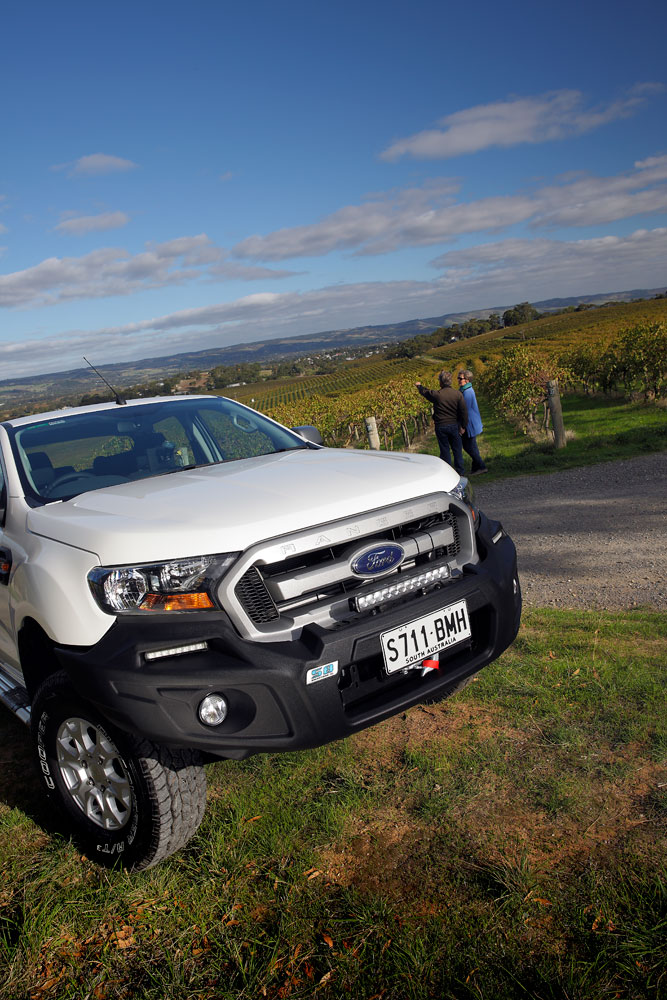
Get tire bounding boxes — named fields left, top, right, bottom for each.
left=31, top=671, right=207, bottom=871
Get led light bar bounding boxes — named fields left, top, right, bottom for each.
left=354, top=564, right=451, bottom=611
left=144, top=641, right=209, bottom=662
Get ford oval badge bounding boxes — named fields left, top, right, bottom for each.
left=351, top=543, right=405, bottom=577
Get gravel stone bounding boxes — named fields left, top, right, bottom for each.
left=473, top=452, right=667, bottom=611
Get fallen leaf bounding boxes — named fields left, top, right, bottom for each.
left=322, top=932, right=334, bottom=948
left=110, top=926, right=136, bottom=950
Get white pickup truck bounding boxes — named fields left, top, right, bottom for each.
left=0, top=394, right=520, bottom=869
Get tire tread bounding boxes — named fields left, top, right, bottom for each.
left=31, top=672, right=207, bottom=871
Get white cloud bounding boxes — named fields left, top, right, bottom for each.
left=429, top=227, right=667, bottom=303
left=0, top=280, right=444, bottom=376
left=219, top=171, right=233, bottom=182
left=232, top=158, right=667, bottom=260
left=3, top=227, right=666, bottom=379
left=0, top=234, right=296, bottom=308
left=380, top=85, right=664, bottom=161
left=52, top=153, right=139, bottom=177
left=54, top=211, right=130, bottom=235
left=531, top=155, right=667, bottom=227
left=635, top=155, right=667, bottom=169
left=0, top=223, right=8, bottom=235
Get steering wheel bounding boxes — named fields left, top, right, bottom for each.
left=43, top=471, right=97, bottom=495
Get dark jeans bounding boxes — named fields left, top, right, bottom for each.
left=461, top=431, right=487, bottom=472
left=435, top=422, right=465, bottom=476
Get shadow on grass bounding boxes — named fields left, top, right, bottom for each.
left=0, top=709, right=55, bottom=832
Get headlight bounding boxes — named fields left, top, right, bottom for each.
left=88, top=553, right=240, bottom=614
left=450, top=475, right=473, bottom=505
left=450, top=476, right=478, bottom=524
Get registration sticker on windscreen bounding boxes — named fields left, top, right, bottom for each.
left=380, top=600, right=471, bottom=674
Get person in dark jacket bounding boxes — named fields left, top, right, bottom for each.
left=415, top=370, right=467, bottom=475
left=457, top=369, right=488, bottom=475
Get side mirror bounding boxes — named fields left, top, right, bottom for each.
left=291, top=425, right=324, bottom=446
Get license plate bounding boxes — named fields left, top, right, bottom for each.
left=380, top=600, right=471, bottom=674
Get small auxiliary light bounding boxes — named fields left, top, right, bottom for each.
left=198, top=694, right=228, bottom=727
left=354, top=564, right=450, bottom=612
left=144, top=641, right=209, bottom=662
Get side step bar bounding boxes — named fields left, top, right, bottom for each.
left=0, top=665, right=31, bottom=724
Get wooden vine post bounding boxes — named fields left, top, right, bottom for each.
left=547, top=380, right=566, bottom=449
left=364, top=416, right=381, bottom=450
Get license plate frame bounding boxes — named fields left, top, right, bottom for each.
left=380, top=599, right=471, bottom=674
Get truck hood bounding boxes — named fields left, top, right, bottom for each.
left=26, top=447, right=459, bottom=565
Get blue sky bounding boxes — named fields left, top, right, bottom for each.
left=1, top=0, right=666, bottom=378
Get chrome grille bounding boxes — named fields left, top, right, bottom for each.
left=221, top=493, right=476, bottom=640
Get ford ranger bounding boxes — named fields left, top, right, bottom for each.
left=0, top=394, right=520, bottom=869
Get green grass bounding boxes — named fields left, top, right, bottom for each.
left=1, top=608, right=665, bottom=999
left=417, top=393, right=667, bottom=481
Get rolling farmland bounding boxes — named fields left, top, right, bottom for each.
left=429, top=295, right=667, bottom=365
left=222, top=358, right=428, bottom=411
left=214, top=298, right=666, bottom=447
left=223, top=297, right=667, bottom=415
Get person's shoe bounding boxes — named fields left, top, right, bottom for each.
left=470, top=468, right=488, bottom=475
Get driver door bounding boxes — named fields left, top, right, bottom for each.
left=0, top=460, right=19, bottom=671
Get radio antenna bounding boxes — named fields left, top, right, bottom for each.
left=83, top=357, right=126, bottom=406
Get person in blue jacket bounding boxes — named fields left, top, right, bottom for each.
left=457, top=370, right=488, bottom=475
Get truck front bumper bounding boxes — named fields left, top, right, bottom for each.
left=57, top=511, right=521, bottom=758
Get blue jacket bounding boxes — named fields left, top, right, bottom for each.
left=460, top=382, right=483, bottom=437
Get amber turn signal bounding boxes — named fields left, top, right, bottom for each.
left=141, top=592, right=214, bottom=611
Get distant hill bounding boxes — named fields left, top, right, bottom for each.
left=1, top=285, right=665, bottom=409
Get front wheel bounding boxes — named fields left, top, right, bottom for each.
left=31, top=672, right=207, bottom=870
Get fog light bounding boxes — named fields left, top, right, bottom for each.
left=198, top=693, right=228, bottom=727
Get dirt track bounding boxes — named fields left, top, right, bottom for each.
left=474, top=452, right=667, bottom=611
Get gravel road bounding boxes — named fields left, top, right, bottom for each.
left=473, top=452, right=667, bottom=611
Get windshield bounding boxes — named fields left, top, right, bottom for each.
left=8, top=397, right=310, bottom=502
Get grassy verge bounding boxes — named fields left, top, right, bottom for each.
left=417, top=393, right=667, bottom=481
left=1, top=608, right=665, bottom=999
